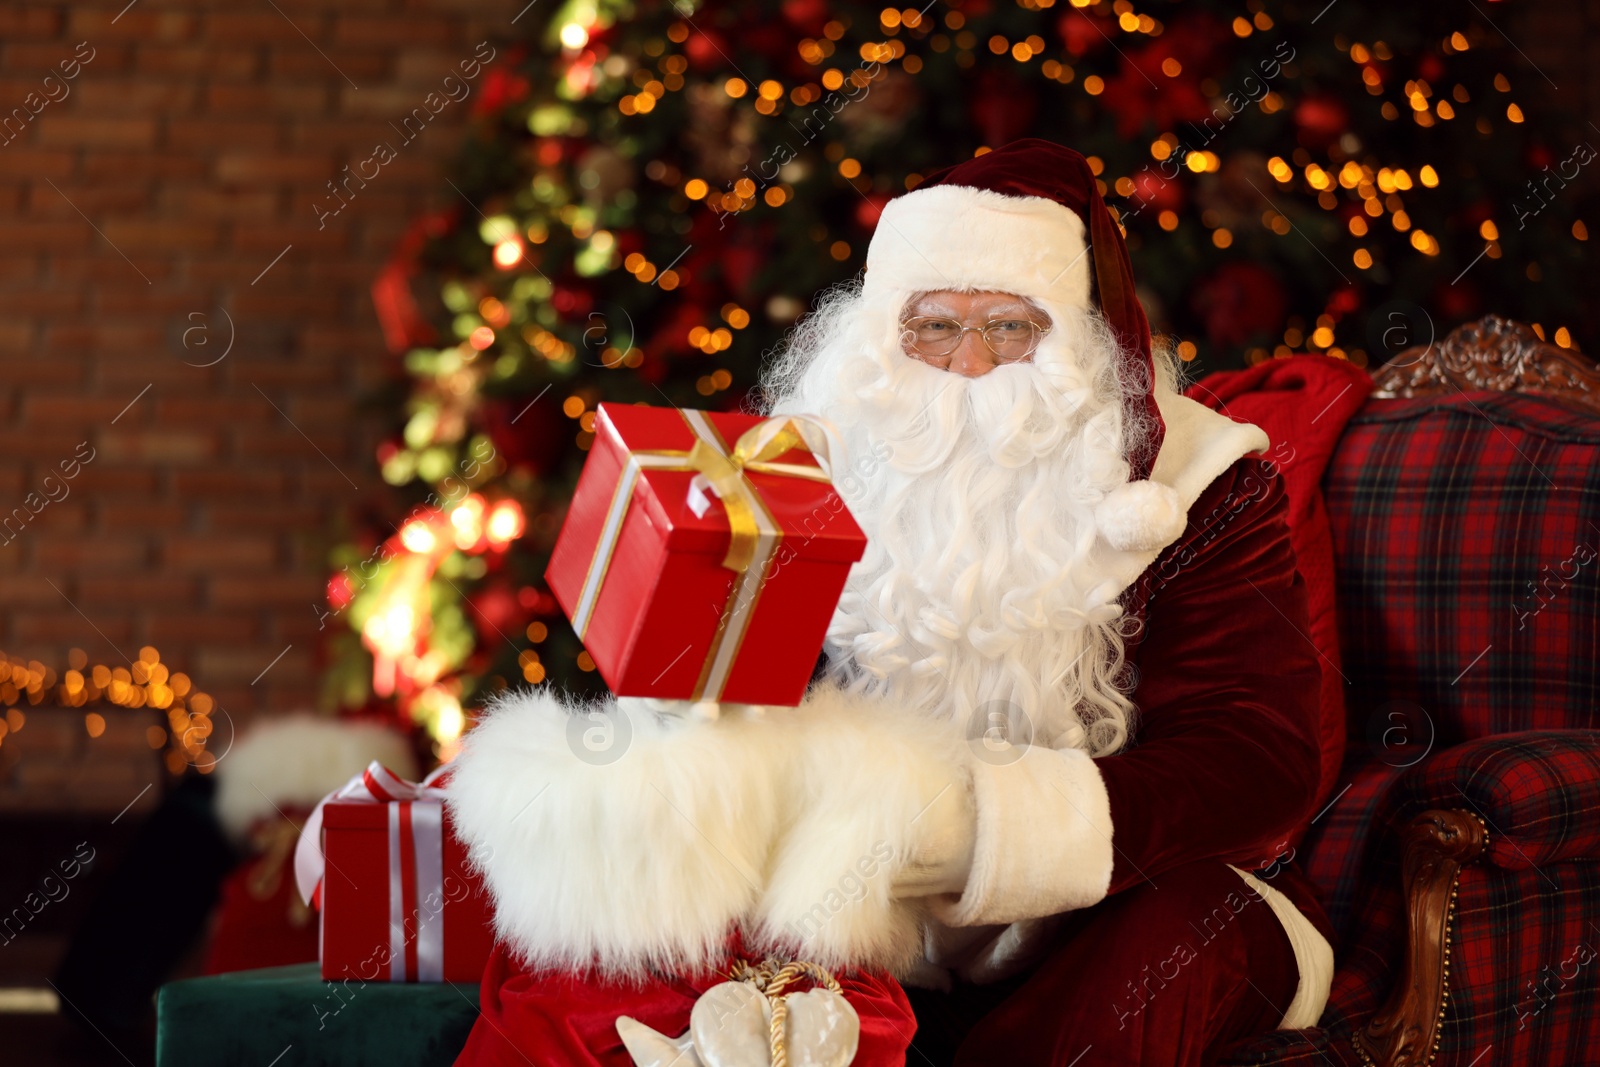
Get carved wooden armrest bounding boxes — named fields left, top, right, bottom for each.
left=1353, top=809, right=1490, bottom=1067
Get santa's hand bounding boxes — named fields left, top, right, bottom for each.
left=889, top=771, right=977, bottom=899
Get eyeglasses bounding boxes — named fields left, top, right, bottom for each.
left=900, top=315, right=1051, bottom=362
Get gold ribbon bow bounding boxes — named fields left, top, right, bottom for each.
left=685, top=415, right=836, bottom=573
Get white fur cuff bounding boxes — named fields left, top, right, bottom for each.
left=932, top=745, right=1114, bottom=928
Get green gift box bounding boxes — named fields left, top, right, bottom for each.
left=156, top=963, right=479, bottom=1067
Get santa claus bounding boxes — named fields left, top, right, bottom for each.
left=447, top=139, right=1335, bottom=1066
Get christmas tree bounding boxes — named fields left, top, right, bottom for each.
left=322, top=0, right=1594, bottom=752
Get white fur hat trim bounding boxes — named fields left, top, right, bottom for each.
left=1094, top=479, right=1186, bottom=553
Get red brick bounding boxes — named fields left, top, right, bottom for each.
left=0, top=289, right=86, bottom=315
left=72, top=79, right=201, bottom=114
left=0, top=321, right=36, bottom=355
left=97, top=289, right=207, bottom=317
left=0, top=148, right=73, bottom=179
left=154, top=397, right=275, bottom=423
left=205, top=83, right=333, bottom=114
left=0, top=8, right=65, bottom=37
left=230, top=288, right=344, bottom=317
left=33, top=537, right=148, bottom=569
left=28, top=502, right=88, bottom=532
left=233, top=428, right=351, bottom=461
left=214, top=152, right=332, bottom=185
left=287, top=119, right=396, bottom=153
left=11, top=613, right=135, bottom=646
left=143, top=613, right=259, bottom=645
left=239, top=360, right=344, bottom=387
left=135, top=45, right=258, bottom=79
left=155, top=185, right=281, bottom=221
left=0, top=220, right=91, bottom=251
left=4, top=43, right=133, bottom=74
left=0, top=431, right=87, bottom=460
left=48, top=258, right=177, bottom=288
left=195, top=645, right=312, bottom=685
left=173, top=470, right=286, bottom=497
left=69, top=9, right=201, bottom=41
left=267, top=47, right=390, bottom=82
left=25, top=182, right=152, bottom=216
left=98, top=219, right=222, bottom=252
left=98, top=429, right=220, bottom=465
left=332, top=14, right=457, bottom=47
left=163, top=535, right=277, bottom=570
left=99, top=358, right=200, bottom=389
left=0, top=574, right=62, bottom=607
left=165, top=119, right=283, bottom=153
left=24, top=395, right=140, bottom=425
left=41, top=320, right=164, bottom=350
left=233, top=220, right=351, bottom=253
left=79, top=575, right=200, bottom=605
left=100, top=501, right=192, bottom=530
left=301, top=467, right=379, bottom=495
left=36, top=116, right=159, bottom=149
left=71, top=467, right=159, bottom=495
left=207, top=11, right=330, bottom=43
left=211, top=573, right=323, bottom=608
left=207, top=502, right=323, bottom=529
left=82, top=150, right=209, bottom=182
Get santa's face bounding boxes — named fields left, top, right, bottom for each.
left=897, top=289, right=1052, bottom=378
left=762, top=283, right=1142, bottom=756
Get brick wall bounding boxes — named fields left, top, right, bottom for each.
left=0, top=0, right=503, bottom=731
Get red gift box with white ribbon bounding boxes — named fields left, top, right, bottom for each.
left=294, top=761, right=496, bottom=983
left=546, top=403, right=867, bottom=707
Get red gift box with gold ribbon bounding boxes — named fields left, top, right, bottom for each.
left=546, top=403, right=867, bottom=707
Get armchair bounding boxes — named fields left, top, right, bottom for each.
left=1221, top=317, right=1600, bottom=1066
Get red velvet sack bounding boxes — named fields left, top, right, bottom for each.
left=455, top=934, right=916, bottom=1067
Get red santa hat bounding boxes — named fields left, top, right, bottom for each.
left=861, top=138, right=1167, bottom=486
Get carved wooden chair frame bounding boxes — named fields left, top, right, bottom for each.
left=1347, top=316, right=1600, bottom=1066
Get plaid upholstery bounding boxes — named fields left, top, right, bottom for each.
left=1295, top=752, right=1411, bottom=950
left=1323, top=392, right=1600, bottom=747
left=1219, top=390, right=1600, bottom=1065
left=1390, top=730, right=1600, bottom=871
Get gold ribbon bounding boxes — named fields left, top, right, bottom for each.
left=570, top=410, right=839, bottom=703
left=685, top=415, right=835, bottom=573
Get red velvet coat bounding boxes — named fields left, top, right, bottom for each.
left=1114, top=453, right=1332, bottom=940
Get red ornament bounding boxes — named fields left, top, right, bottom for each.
left=1131, top=170, right=1184, bottom=214
left=969, top=68, right=1036, bottom=147
left=684, top=30, right=728, bottom=71
left=1432, top=279, right=1481, bottom=325
left=1058, top=10, right=1110, bottom=58
left=468, top=582, right=523, bottom=645
left=1294, top=94, right=1350, bottom=150
left=1101, top=38, right=1213, bottom=139
left=1189, top=262, right=1288, bottom=350
left=550, top=282, right=594, bottom=319
left=781, top=0, right=829, bottom=34
left=855, top=192, right=892, bottom=232
left=1325, top=285, right=1361, bottom=320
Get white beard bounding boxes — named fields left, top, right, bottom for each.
left=760, top=282, right=1153, bottom=756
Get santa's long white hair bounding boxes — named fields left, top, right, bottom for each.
left=758, top=278, right=1182, bottom=757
